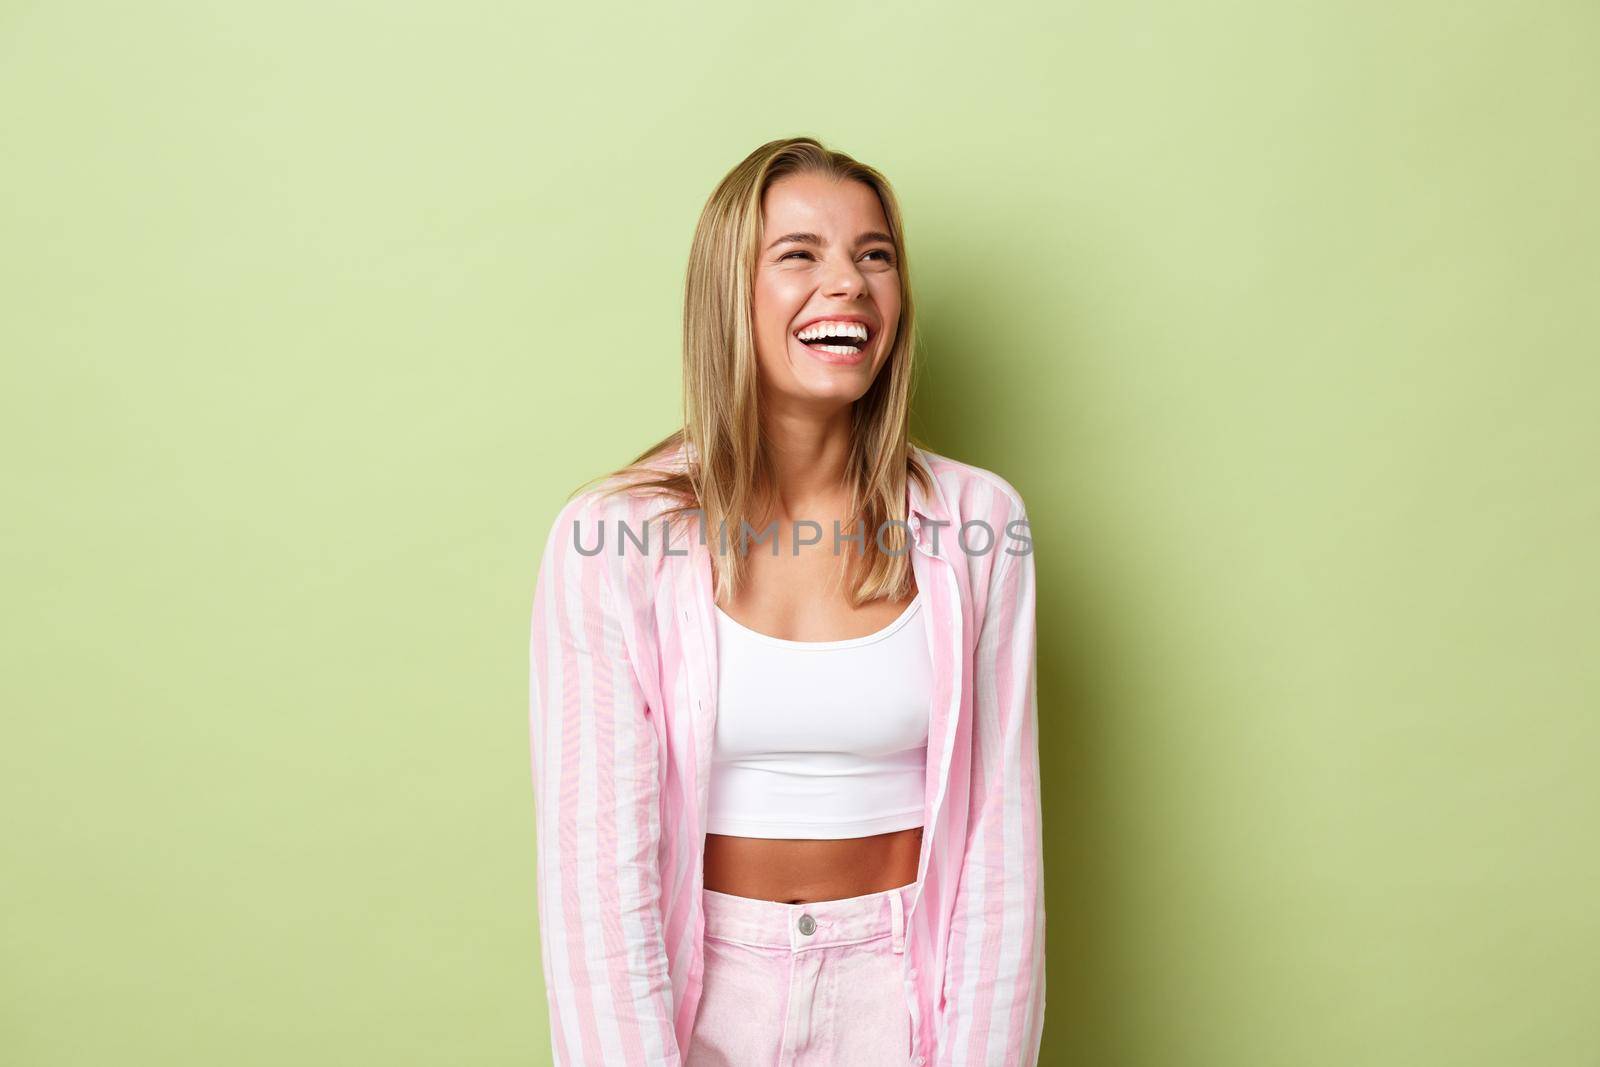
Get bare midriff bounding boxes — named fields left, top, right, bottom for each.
left=702, top=825, right=923, bottom=904
left=702, top=509, right=925, bottom=906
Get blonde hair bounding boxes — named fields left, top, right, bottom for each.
left=582, top=135, right=932, bottom=605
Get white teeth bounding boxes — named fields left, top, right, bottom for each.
left=811, top=344, right=861, bottom=356
left=796, top=320, right=869, bottom=342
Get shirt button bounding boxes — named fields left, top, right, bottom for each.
left=908, top=968, right=918, bottom=980
left=913, top=1056, right=926, bottom=1065
left=796, top=913, right=816, bottom=936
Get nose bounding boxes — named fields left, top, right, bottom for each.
left=822, top=253, right=869, bottom=300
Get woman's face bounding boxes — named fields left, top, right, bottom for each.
left=751, top=173, right=902, bottom=411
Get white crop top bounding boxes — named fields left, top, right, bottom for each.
left=706, top=595, right=933, bottom=839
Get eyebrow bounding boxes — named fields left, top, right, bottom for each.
left=765, top=230, right=896, bottom=253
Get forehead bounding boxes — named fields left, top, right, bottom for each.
left=761, top=173, right=888, bottom=232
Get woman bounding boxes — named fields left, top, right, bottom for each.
left=529, top=137, right=1045, bottom=1066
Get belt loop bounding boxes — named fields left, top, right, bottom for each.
left=890, top=887, right=906, bottom=954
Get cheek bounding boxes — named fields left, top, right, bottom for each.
left=755, top=274, right=806, bottom=330
left=751, top=280, right=800, bottom=376
left=872, top=275, right=902, bottom=312
left=873, top=283, right=902, bottom=351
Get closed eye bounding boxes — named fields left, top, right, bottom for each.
left=779, top=249, right=896, bottom=263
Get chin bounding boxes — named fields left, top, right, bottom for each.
left=794, top=370, right=874, bottom=403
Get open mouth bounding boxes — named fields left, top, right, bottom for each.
left=793, top=319, right=873, bottom=358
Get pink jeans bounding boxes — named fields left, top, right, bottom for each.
left=686, top=879, right=921, bottom=1066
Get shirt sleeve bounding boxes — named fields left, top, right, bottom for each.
left=936, top=494, right=1048, bottom=1065
left=528, top=492, right=682, bottom=1066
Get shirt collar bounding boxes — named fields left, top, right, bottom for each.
left=905, top=444, right=951, bottom=550
left=908, top=441, right=940, bottom=518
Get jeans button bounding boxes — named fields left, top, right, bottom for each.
left=797, top=913, right=817, bottom=936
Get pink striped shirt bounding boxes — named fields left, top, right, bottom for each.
left=528, top=443, right=1046, bottom=1065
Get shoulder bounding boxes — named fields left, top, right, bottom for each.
left=911, top=445, right=1035, bottom=603
left=552, top=477, right=668, bottom=527
left=547, top=439, right=695, bottom=538
left=543, top=477, right=682, bottom=562
left=911, top=444, right=1029, bottom=520
left=537, top=464, right=689, bottom=620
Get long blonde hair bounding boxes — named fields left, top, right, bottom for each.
left=582, top=135, right=931, bottom=605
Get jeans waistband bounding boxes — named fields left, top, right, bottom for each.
left=701, top=879, right=918, bottom=954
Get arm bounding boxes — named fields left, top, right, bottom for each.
left=936, top=497, right=1047, bottom=1065
left=528, top=493, right=681, bottom=1066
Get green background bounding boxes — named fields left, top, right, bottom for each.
left=3, top=2, right=1595, bottom=1064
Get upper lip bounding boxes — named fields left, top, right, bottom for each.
left=793, top=313, right=877, bottom=339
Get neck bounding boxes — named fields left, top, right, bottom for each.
left=758, top=395, right=854, bottom=521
